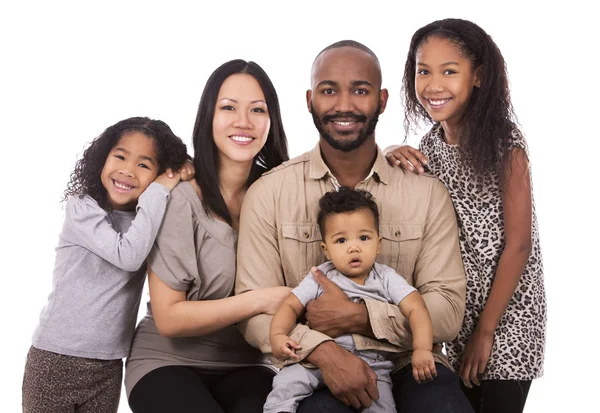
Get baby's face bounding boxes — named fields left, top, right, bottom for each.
left=321, top=208, right=381, bottom=282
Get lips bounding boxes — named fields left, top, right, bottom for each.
left=427, top=98, right=451, bottom=108
left=229, top=135, right=255, bottom=145
left=112, top=179, right=135, bottom=193
left=349, top=257, right=362, bottom=268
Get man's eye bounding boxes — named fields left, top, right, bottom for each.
left=323, top=89, right=335, bottom=95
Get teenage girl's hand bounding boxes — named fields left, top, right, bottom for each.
left=154, top=171, right=181, bottom=191
left=253, top=286, right=293, bottom=315
left=170, top=159, right=195, bottom=181
left=384, top=145, right=428, bottom=174
left=458, top=327, right=494, bottom=388
left=270, top=333, right=302, bottom=361
left=411, top=349, right=437, bottom=383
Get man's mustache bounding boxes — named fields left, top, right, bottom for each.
left=322, top=112, right=367, bottom=123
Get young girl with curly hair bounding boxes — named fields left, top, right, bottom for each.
left=22, top=116, right=192, bottom=413
left=385, top=18, right=546, bottom=413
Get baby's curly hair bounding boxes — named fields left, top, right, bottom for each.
left=64, top=116, right=189, bottom=209
left=317, top=188, right=380, bottom=238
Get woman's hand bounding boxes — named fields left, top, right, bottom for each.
left=254, top=286, right=293, bottom=315
left=384, top=145, right=428, bottom=174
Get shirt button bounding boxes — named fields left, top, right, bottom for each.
left=395, top=230, right=401, bottom=238
left=303, top=232, right=310, bottom=239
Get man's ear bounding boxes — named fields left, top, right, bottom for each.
left=306, top=89, right=312, bottom=112
left=320, top=242, right=330, bottom=260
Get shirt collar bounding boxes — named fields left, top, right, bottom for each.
left=308, top=143, right=391, bottom=186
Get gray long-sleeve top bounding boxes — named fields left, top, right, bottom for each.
left=32, top=182, right=170, bottom=360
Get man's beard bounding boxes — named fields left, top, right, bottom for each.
left=310, top=102, right=380, bottom=152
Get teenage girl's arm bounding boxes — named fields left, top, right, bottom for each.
left=149, top=268, right=291, bottom=337
left=383, top=145, right=429, bottom=174
left=64, top=172, right=180, bottom=272
left=459, top=148, right=533, bottom=387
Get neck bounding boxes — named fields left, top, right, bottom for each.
left=218, top=157, right=252, bottom=198
left=441, top=120, right=463, bottom=145
left=319, top=136, right=377, bottom=188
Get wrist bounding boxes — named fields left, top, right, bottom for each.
left=305, top=340, right=338, bottom=367
left=346, top=301, right=370, bottom=334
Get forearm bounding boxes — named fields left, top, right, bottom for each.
left=155, top=290, right=263, bottom=338
left=408, top=310, right=433, bottom=351
left=270, top=304, right=298, bottom=338
left=478, top=245, right=530, bottom=333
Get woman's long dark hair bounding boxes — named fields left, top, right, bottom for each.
left=64, top=117, right=188, bottom=209
left=192, top=59, right=289, bottom=224
left=402, top=18, right=518, bottom=176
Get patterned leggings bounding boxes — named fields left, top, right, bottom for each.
left=22, top=346, right=122, bottom=413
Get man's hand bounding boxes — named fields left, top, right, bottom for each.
left=308, top=341, right=379, bottom=409
left=305, top=267, right=370, bottom=338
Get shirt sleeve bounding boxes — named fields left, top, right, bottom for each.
left=377, top=264, right=417, bottom=305
left=63, top=182, right=170, bottom=272
left=146, top=190, right=202, bottom=292
left=366, top=179, right=466, bottom=346
left=291, top=274, right=320, bottom=307
left=235, top=178, right=332, bottom=356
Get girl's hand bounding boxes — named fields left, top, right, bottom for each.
left=458, top=327, right=495, bottom=388
left=254, top=286, right=293, bottom=315
left=270, top=333, right=302, bottom=361
left=169, top=159, right=195, bottom=182
left=384, top=145, right=428, bottom=174
left=154, top=170, right=181, bottom=191
left=411, top=348, right=437, bottom=383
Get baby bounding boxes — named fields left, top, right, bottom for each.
left=264, top=188, right=437, bottom=413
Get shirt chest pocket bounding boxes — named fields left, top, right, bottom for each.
left=281, top=223, right=324, bottom=285
left=379, top=223, right=423, bottom=277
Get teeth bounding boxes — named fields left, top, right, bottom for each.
left=114, top=181, right=133, bottom=190
left=334, top=121, right=355, bottom=126
left=230, top=135, right=253, bottom=142
left=428, top=99, right=450, bottom=106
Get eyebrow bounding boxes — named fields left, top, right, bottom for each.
left=417, top=61, right=460, bottom=67
left=317, top=80, right=373, bottom=88
left=113, top=147, right=157, bottom=165
left=217, top=97, right=267, bottom=104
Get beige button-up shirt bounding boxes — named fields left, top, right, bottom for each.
left=235, top=144, right=466, bottom=371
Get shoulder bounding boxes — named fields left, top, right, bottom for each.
left=419, top=123, right=442, bottom=148
left=65, top=194, right=105, bottom=217
left=371, top=262, right=399, bottom=279
left=259, top=151, right=310, bottom=179
left=246, top=151, right=311, bottom=198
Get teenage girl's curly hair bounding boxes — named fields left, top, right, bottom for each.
left=64, top=116, right=189, bottom=209
left=317, top=188, right=380, bottom=238
left=402, top=18, right=518, bottom=176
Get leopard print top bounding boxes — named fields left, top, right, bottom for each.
left=420, top=123, right=546, bottom=381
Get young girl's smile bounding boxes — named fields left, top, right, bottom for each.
left=415, top=36, right=480, bottom=142
left=100, top=131, right=159, bottom=211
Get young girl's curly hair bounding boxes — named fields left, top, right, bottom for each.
left=64, top=116, right=189, bottom=209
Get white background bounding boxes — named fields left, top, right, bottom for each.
left=1, top=1, right=597, bottom=411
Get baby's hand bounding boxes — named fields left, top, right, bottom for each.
left=154, top=170, right=181, bottom=191
left=411, top=349, right=437, bottom=383
left=270, top=334, right=302, bottom=362
left=384, top=145, right=428, bottom=174
left=172, top=159, right=195, bottom=182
